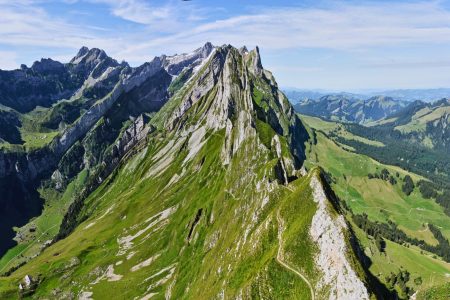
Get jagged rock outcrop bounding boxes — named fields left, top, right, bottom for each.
left=163, top=45, right=307, bottom=180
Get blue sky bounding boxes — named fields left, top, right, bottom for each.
left=1, top=0, right=450, bottom=90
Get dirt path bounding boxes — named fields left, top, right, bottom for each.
left=276, top=212, right=315, bottom=300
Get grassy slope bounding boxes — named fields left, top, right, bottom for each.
left=0, top=49, right=335, bottom=298
left=0, top=127, right=320, bottom=299
left=351, top=219, right=450, bottom=295
left=300, top=114, right=450, bottom=294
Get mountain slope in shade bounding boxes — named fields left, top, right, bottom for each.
left=293, top=95, right=408, bottom=124
left=0, top=45, right=379, bottom=299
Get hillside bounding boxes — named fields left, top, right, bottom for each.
left=367, top=99, right=450, bottom=152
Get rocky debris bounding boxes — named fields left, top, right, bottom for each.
left=309, top=174, right=369, bottom=300
left=18, top=274, right=38, bottom=297
left=51, top=169, right=64, bottom=190
left=79, top=291, right=93, bottom=300
left=65, top=257, right=81, bottom=269
left=131, top=254, right=161, bottom=272
left=117, top=206, right=177, bottom=256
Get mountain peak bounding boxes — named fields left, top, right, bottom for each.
left=157, top=43, right=307, bottom=178
left=200, top=41, right=214, bottom=56
left=30, top=58, right=65, bottom=73
left=70, top=47, right=111, bottom=65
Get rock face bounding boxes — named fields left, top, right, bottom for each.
left=164, top=45, right=307, bottom=177
left=309, top=175, right=370, bottom=300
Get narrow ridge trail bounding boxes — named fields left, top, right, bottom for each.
left=276, top=212, right=315, bottom=300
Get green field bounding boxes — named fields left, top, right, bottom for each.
left=352, top=219, right=450, bottom=297
left=302, top=115, right=385, bottom=147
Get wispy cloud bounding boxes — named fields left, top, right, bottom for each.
left=108, top=1, right=450, bottom=63
left=1, top=0, right=450, bottom=89
left=2, top=1, right=450, bottom=60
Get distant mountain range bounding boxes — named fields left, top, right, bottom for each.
left=292, top=94, right=409, bottom=124
left=284, top=88, right=450, bottom=103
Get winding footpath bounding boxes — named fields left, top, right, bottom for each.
left=276, top=212, right=315, bottom=300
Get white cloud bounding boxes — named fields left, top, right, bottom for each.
left=104, top=1, right=450, bottom=65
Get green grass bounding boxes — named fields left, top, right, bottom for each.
left=351, top=220, right=450, bottom=296
left=255, top=119, right=275, bottom=149
left=301, top=115, right=385, bottom=147
left=279, top=178, right=317, bottom=280
left=20, top=130, right=59, bottom=150
left=417, top=282, right=450, bottom=300
left=247, top=259, right=312, bottom=299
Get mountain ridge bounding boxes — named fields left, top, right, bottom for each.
left=0, top=43, right=380, bottom=299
